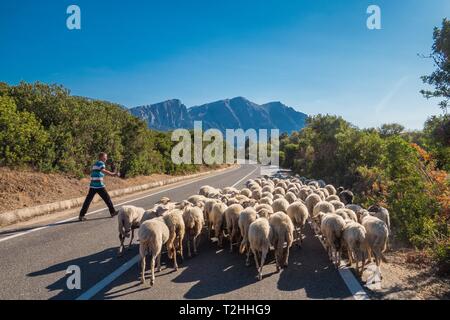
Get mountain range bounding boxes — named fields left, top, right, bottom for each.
left=129, top=97, right=307, bottom=134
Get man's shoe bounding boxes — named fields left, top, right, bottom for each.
left=79, top=216, right=87, bottom=222
left=110, top=210, right=119, bottom=217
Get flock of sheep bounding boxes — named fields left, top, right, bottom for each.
left=116, top=174, right=391, bottom=287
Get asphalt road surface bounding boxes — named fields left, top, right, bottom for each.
left=0, top=164, right=355, bottom=300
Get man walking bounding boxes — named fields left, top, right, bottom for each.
left=79, top=152, right=119, bottom=221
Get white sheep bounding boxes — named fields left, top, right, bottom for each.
left=284, top=192, right=297, bottom=204
left=305, top=193, right=321, bottom=216
left=209, top=202, right=228, bottom=247
left=162, top=209, right=185, bottom=270
left=183, top=204, right=205, bottom=257
left=255, top=204, right=274, bottom=219
left=117, top=205, right=146, bottom=256
left=360, top=211, right=389, bottom=270
left=326, top=195, right=340, bottom=202
left=273, top=187, right=286, bottom=196
left=259, top=197, right=273, bottom=206
left=248, top=218, right=272, bottom=281
left=138, top=217, right=170, bottom=286
left=329, top=200, right=346, bottom=211
left=272, top=198, right=290, bottom=214
left=238, top=207, right=259, bottom=265
left=187, top=194, right=207, bottom=207
left=261, top=191, right=274, bottom=199
left=240, top=188, right=252, bottom=198
left=342, top=220, right=368, bottom=276
left=298, top=188, right=312, bottom=201
left=325, top=184, right=337, bottom=195
left=368, top=205, right=391, bottom=234
left=335, top=208, right=358, bottom=222
left=224, top=204, right=244, bottom=252
left=320, top=213, right=346, bottom=267
left=286, top=201, right=309, bottom=247
left=269, top=212, right=294, bottom=271
left=346, top=204, right=365, bottom=222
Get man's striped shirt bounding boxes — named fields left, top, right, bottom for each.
left=90, top=160, right=106, bottom=188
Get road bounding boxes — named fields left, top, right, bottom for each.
left=0, top=164, right=356, bottom=300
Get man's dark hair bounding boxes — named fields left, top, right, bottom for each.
left=98, top=152, right=107, bottom=159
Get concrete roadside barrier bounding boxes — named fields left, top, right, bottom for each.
left=0, top=165, right=239, bottom=227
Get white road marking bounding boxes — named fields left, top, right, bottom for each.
left=231, top=164, right=259, bottom=188
left=0, top=166, right=242, bottom=243
left=76, top=165, right=261, bottom=300
left=77, top=255, right=141, bottom=300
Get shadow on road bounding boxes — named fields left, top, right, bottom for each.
left=27, top=247, right=124, bottom=300
left=27, top=224, right=352, bottom=300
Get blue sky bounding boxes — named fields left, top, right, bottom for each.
left=0, top=0, right=448, bottom=129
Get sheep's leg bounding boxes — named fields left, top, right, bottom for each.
left=336, top=249, right=341, bottom=268
left=193, top=235, right=198, bottom=255
left=229, top=228, right=234, bottom=253
left=361, top=256, right=366, bottom=276
left=367, top=247, right=373, bottom=264
left=300, top=225, right=305, bottom=244
left=187, top=233, right=192, bottom=258
left=347, top=249, right=353, bottom=266
left=273, top=240, right=280, bottom=272
left=356, top=259, right=361, bottom=277
left=275, top=250, right=281, bottom=272
left=282, top=246, right=290, bottom=268
left=128, top=229, right=134, bottom=250
left=245, top=247, right=251, bottom=267
left=172, top=245, right=179, bottom=271
left=295, top=228, right=300, bottom=247
left=215, top=227, right=222, bottom=247
left=208, top=222, right=213, bottom=240
left=139, top=244, right=147, bottom=285
left=374, top=251, right=380, bottom=268
left=178, top=235, right=184, bottom=262
left=150, top=253, right=156, bottom=286
left=157, top=253, right=162, bottom=272
left=118, top=235, right=125, bottom=256
left=252, top=249, right=260, bottom=270
left=259, top=248, right=268, bottom=281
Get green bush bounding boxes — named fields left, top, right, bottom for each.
left=0, top=96, right=53, bottom=170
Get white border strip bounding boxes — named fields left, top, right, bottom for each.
left=231, top=164, right=259, bottom=188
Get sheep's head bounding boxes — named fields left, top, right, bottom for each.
left=196, top=200, right=205, bottom=209
left=179, top=200, right=192, bottom=210
left=359, top=210, right=371, bottom=222
left=155, top=205, right=169, bottom=216
left=242, top=199, right=256, bottom=208
left=158, top=197, right=171, bottom=205
left=368, top=204, right=382, bottom=213
left=220, top=195, right=229, bottom=204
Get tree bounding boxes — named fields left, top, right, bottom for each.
left=379, top=123, right=405, bottom=137
left=421, top=18, right=450, bottom=114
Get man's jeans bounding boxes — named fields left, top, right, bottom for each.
left=79, top=187, right=116, bottom=217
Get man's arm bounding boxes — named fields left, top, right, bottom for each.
left=101, top=168, right=119, bottom=176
